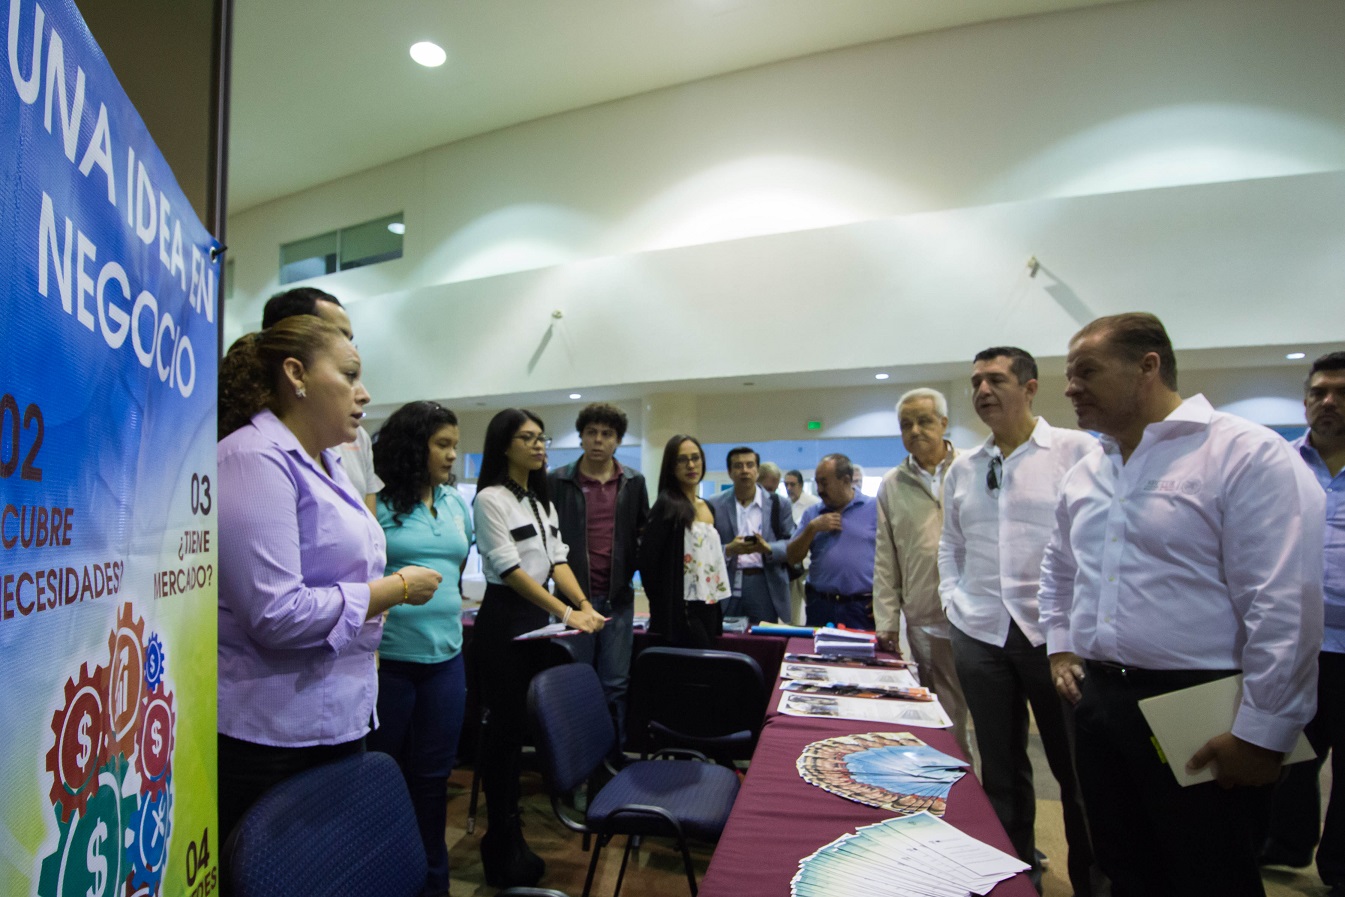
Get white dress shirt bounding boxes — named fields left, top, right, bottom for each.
left=735, top=486, right=766, bottom=570
left=1037, top=395, right=1324, bottom=752
left=336, top=425, right=383, bottom=498
left=790, top=491, right=821, bottom=525
left=938, top=417, right=1096, bottom=647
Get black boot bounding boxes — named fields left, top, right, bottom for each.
left=480, top=814, right=544, bottom=889
left=512, top=814, right=545, bottom=883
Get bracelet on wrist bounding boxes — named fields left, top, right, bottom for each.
left=394, top=571, right=408, bottom=603
left=562, top=606, right=573, bottom=625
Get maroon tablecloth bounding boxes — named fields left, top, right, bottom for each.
left=698, top=638, right=1036, bottom=897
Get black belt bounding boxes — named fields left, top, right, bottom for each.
left=1084, top=660, right=1240, bottom=690
left=807, top=587, right=872, bottom=604
left=741, top=568, right=765, bottom=577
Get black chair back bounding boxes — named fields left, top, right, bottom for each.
left=629, top=647, right=767, bottom=760
left=223, top=751, right=426, bottom=897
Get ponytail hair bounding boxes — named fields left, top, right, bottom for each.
left=218, top=316, right=345, bottom=440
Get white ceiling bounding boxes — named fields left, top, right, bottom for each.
left=228, top=0, right=1129, bottom=213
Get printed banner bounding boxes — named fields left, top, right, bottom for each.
left=1, top=2, right=220, bottom=896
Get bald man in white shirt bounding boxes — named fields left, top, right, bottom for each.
left=1041, top=313, right=1325, bottom=897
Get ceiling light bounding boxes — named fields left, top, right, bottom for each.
left=874, top=373, right=890, bottom=380
left=387, top=221, right=406, bottom=235
left=1285, top=352, right=1306, bottom=360
left=569, top=393, right=582, bottom=400
left=409, top=41, right=446, bottom=67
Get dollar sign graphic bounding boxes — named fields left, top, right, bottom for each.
left=151, top=719, right=162, bottom=755
left=76, top=714, right=92, bottom=768
left=86, top=820, right=107, bottom=897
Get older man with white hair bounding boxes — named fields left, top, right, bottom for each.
left=873, top=387, right=972, bottom=760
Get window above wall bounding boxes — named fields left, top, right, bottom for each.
left=279, top=213, right=404, bottom=284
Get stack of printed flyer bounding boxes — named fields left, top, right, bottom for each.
left=777, top=653, right=953, bottom=728
left=790, top=812, right=1028, bottom=897
left=796, top=732, right=967, bottom=816
left=813, top=627, right=877, bottom=658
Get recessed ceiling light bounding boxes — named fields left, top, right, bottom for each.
left=387, top=221, right=406, bottom=235
left=1286, top=352, right=1306, bottom=360
left=409, top=41, right=446, bottom=67
left=874, top=373, right=890, bottom=380
left=569, top=393, right=582, bottom=400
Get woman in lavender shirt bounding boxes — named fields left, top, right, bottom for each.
left=216, top=316, right=442, bottom=847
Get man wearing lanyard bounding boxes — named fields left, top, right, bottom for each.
left=1259, top=350, right=1345, bottom=891
left=939, top=346, right=1097, bottom=895
left=1041, top=314, right=1324, bottom=896
left=787, top=453, right=878, bottom=629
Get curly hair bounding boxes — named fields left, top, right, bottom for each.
left=575, top=402, right=628, bottom=439
left=218, top=316, right=345, bottom=440
left=374, top=401, right=460, bottom=525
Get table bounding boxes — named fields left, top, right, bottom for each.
left=698, top=638, right=1036, bottom=897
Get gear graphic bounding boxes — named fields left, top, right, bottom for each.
left=45, top=663, right=111, bottom=824
left=106, top=604, right=147, bottom=760
left=143, top=633, right=165, bottom=692
left=37, top=759, right=136, bottom=897
left=135, top=687, right=175, bottom=797
left=128, top=780, right=173, bottom=894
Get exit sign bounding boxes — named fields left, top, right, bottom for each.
left=807, top=420, right=822, bottom=431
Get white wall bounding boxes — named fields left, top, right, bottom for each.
left=388, top=364, right=1311, bottom=486
left=225, top=0, right=1345, bottom=417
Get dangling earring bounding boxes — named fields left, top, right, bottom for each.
left=296, top=386, right=307, bottom=399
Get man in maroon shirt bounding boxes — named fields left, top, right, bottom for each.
left=549, top=403, right=649, bottom=742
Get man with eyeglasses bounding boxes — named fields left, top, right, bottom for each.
left=262, top=287, right=382, bottom=514
left=784, top=470, right=821, bottom=624
left=549, top=403, right=649, bottom=742
left=938, top=346, right=1098, bottom=895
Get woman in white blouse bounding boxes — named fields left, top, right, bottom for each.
left=638, top=434, right=731, bottom=648
left=472, top=408, right=604, bottom=888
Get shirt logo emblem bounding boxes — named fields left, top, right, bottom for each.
left=1141, top=478, right=1200, bottom=494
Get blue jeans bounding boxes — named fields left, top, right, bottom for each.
left=369, top=654, right=466, bottom=897
left=571, top=601, right=635, bottom=747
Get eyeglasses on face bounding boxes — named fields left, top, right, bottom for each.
left=676, top=453, right=703, bottom=467
left=514, top=433, right=552, bottom=448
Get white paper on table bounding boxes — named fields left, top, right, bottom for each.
left=1137, top=673, right=1316, bottom=787
left=782, top=663, right=921, bottom=690
left=777, top=691, right=953, bottom=728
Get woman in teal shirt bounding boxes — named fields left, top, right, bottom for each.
left=370, top=401, right=472, bottom=897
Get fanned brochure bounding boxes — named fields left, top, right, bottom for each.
left=797, top=732, right=968, bottom=817
left=791, top=812, right=1029, bottom=897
